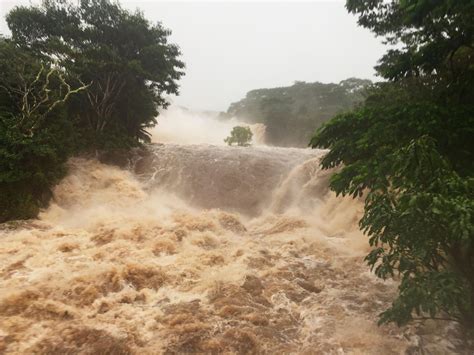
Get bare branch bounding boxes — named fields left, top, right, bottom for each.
left=6, top=66, right=92, bottom=136
left=43, top=73, right=91, bottom=117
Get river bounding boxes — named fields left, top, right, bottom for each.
left=0, top=107, right=462, bottom=353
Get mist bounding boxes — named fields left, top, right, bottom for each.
left=151, top=106, right=266, bottom=145
left=0, top=0, right=385, bottom=111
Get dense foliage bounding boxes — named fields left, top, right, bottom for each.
left=225, top=78, right=371, bottom=147
left=0, top=0, right=184, bottom=222
left=7, top=0, right=184, bottom=148
left=311, top=0, right=474, bottom=328
left=0, top=40, right=79, bottom=221
left=224, top=126, right=253, bottom=147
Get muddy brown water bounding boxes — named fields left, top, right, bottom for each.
left=0, top=143, right=466, bottom=354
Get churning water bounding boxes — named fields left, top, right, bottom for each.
left=0, top=108, right=463, bottom=353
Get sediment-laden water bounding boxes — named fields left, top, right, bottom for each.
left=0, top=110, right=464, bottom=353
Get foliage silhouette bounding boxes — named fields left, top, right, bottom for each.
left=311, top=0, right=474, bottom=328
left=224, top=126, right=253, bottom=146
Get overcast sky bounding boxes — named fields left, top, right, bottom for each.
left=0, top=0, right=386, bottom=111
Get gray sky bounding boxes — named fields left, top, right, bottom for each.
left=0, top=0, right=386, bottom=111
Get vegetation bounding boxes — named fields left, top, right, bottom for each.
left=0, top=0, right=184, bottom=222
left=311, top=0, right=474, bottom=329
left=7, top=0, right=184, bottom=147
left=225, top=78, right=371, bottom=147
left=0, top=40, right=80, bottom=221
left=224, top=126, right=253, bottom=146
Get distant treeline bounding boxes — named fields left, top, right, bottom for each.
left=223, top=78, right=371, bottom=147
left=0, top=0, right=184, bottom=222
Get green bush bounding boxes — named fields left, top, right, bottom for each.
left=224, top=126, right=253, bottom=146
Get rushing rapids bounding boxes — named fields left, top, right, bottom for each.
left=0, top=110, right=465, bottom=354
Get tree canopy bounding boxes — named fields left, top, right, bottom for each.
left=311, top=0, right=474, bottom=328
left=7, top=0, right=185, bottom=147
left=225, top=79, right=371, bottom=147
left=0, top=40, right=79, bottom=221
left=1, top=0, right=184, bottom=221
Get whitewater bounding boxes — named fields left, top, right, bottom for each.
left=0, top=107, right=463, bottom=353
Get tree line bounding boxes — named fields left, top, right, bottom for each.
left=0, top=0, right=184, bottom=222
left=224, top=78, right=371, bottom=147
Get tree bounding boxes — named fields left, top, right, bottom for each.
left=0, top=55, right=89, bottom=137
left=1, top=0, right=185, bottom=222
left=310, top=1, right=474, bottom=328
left=7, top=0, right=185, bottom=148
left=224, top=126, right=253, bottom=146
left=0, top=40, right=82, bottom=221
